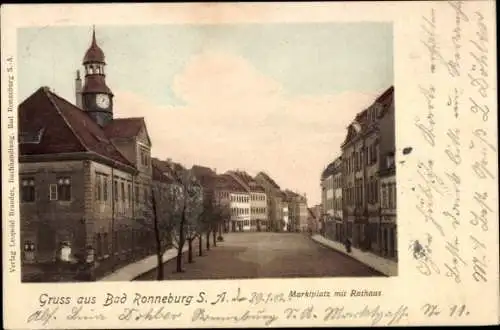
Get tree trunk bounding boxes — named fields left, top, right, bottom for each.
left=188, top=238, right=193, bottom=263
left=212, top=229, right=217, bottom=247
left=206, top=231, right=210, bottom=250
left=176, top=212, right=186, bottom=273
left=198, top=234, right=203, bottom=256
left=152, top=194, right=164, bottom=280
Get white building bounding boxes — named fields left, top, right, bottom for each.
left=229, top=191, right=251, bottom=232
left=227, top=170, right=268, bottom=231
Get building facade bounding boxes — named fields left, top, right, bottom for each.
left=378, top=88, right=396, bottom=259
left=255, top=172, right=284, bottom=232
left=212, top=174, right=250, bottom=232
left=307, top=205, right=322, bottom=234
left=379, top=153, right=397, bottom=259
left=340, top=86, right=394, bottom=253
left=227, top=170, right=268, bottom=231
left=19, top=29, right=155, bottom=280
left=320, top=157, right=342, bottom=241
left=284, top=190, right=308, bottom=232
left=281, top=200, right=289, bottom=231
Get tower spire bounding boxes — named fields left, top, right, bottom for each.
left=92, top=25, right=96, bottom=45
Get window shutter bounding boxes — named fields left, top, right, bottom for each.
left=49, top=184, right=58, bottom=201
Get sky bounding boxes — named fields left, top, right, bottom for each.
left=17, top=23, right=393, bottom=205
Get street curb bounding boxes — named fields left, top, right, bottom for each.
left=99, top=245, right=189, bottom=281
left=311, top=235, right=397, bottom=276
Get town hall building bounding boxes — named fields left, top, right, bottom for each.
left=19, top=28, right=154, bottom=280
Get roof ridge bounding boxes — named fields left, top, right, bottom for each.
left=47, top=89, right=135, bottom=169
left=44, top=89, right=90, bottom=153
left=112, top=116, right=145, bottom=121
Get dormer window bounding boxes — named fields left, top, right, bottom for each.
left=19, top=128, right=45, bottom=144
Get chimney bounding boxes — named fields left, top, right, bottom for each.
left=75, top=70, right=82, bottom=108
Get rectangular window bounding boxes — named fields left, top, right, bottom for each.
left=128, top=184, right=132, bottom=206
left=95, top=175, right=100, bottom=200
left=49, top=184, right=58, bottom=201
left=144, top=188, right=148, bottom=203
left=114, top=180, right=118, bottom=201
left=392, top=183, right=397, bottom=208
left=388, top=185, right=393, bottom=209
left=121, top=182, right=125, bottom=202
left=21, top=178, right=35, bottom=202
left=57, top=177, right=71, bottom=201
left=103, top=177, right=108, bottom=201
left=135, top=185, right=139, bottom=204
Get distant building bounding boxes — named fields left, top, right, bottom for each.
left=320, top=156, right=343, bottom=241
left=227, top=170, right=268, bottom=231
left=283, top=190, right=308, bottom=232
left=18, top=29, right=154, bottom=280
left=255, top=172, right=284, bottom=232
left=307, top=205, right=322, bottom=233
left=214, top=174, right=250, bottom=232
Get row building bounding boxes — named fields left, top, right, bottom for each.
left=320, top=86, right=396, bottom=260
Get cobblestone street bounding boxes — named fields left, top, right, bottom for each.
left=134, top=232, right=383, bottom=280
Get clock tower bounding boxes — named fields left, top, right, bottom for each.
left=81, top=27, right=114, bottom=127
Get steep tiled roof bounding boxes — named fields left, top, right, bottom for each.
left=256, top=172, right=281, bottom=190
left=152, top=164, right=174, bottom=184
left=321, top=156, right=342, bottom=180
left=104, top=117, right=145, bottom=139
left=214, top=174, right=247, bottom=193
left=18, top=87, right=134, bottom=171
left=342, top=86, right=393, bottom=148
left=229, top=170, right=266, bottom=192
left=376, top=86, right=394, bottom=105
left=191, top=165, right=217, bottom=189
left=152, top=158, right=184, bottom=182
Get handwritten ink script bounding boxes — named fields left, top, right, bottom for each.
left=413, top=0, right=495, bottom=286
left=25, top=289, right=409, bottom=327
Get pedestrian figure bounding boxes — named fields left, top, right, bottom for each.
left=345, top=238, right=352, bottom=253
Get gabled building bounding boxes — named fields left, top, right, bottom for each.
left=227, top=170, right=268, bottom=231
left=214, top=174, right=250, bottom=232
left=19, top=28, right=154, bottom=280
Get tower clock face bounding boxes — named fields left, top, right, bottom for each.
left=96, top=94, right=110, bottom=109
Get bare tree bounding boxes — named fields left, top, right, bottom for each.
left=185, top=188, right=203, bottom=263
left=139, top=177, right=179, bottom=280
left=170, top=170, right=203, bottom=271
left=197, top=191, right=215, bottom=257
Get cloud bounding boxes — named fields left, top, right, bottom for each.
left=113, top=50, right=384, bottom=204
